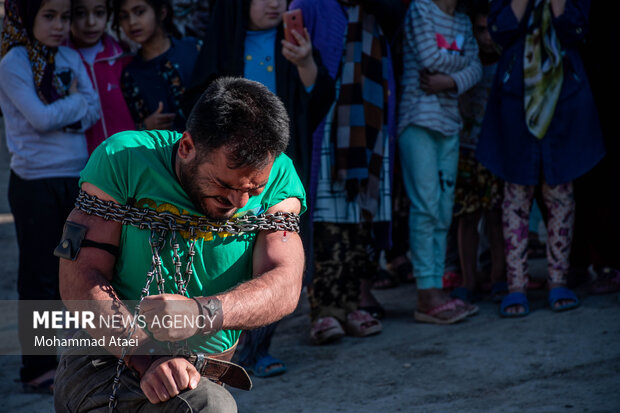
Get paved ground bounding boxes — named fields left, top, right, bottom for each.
left=0, top=121, right=619, bottom=412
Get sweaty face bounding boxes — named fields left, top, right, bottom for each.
left=177, top=147, right=273, bottom=220
left=33, top=0, right=71, bottom=47
left=71, top=0, right=108, bottom=48
left=248, top=0, right=286, bottom=31
left=118, top=0, right=160, bottom=45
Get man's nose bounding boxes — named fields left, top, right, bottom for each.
left=228, top=191, right=249, bottom=209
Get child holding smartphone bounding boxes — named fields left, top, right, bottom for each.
left=186, top=0, right=334, bottom=377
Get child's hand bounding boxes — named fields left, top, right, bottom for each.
left=144, top=102, right=176, bottom=130
left=281, top=28, right=313, bottom=69
left=69, top=78, right=79, bottom=95
left=420, top=72, right=456, bottom=94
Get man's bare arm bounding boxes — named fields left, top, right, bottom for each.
left=59, top=183, right=199, bottom=403
left=217, top=197, right=305, bottom=330
left=59, top=183, right=154, bottom=357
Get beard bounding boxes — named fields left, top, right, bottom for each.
left=177, top=160, right=237, bottom=220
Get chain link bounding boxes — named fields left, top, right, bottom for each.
left=75, top=190, right=301, bottom=234
left=80, top=190, right=300, bottom=412
left=170, top=231, right=186, bottom=296
left=108, top=229, right=167, bottom=412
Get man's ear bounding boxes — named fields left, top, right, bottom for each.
left=177, top=131, right=196, bottom=162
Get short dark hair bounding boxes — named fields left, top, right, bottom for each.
left=186, top=77, right=290, bottom=170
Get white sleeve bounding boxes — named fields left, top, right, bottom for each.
left=450, top=20, right=483, bottom=96
left=406, top=1, right=471, bottom=73
left=0, top=50, right=93, bottom=133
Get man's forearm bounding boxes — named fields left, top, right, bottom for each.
left=60, top=262, right=152, bottom=359
left=213, top=264, right=303, bottom=330
left=206, top=227, right=305, bottom=331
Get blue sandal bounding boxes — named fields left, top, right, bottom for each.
left=246, top=354, right=287, bottom=378
left=548, top=287, right=580, bottom=312
left=500, top=292, right=530, bottom=317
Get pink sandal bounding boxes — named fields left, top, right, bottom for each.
left=310, top=316, right=345, bottom=345
left=414, top=300, right=469, bottom=324
left=344, top=310, right=383, bottom=337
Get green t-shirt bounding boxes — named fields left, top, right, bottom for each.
left=80, top=130, right=306, bottom=353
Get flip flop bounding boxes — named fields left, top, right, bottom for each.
left=246, top=354, right=287, bottom=378
left=451, top=298, right=479, bottom=317
left=310, top=316, right=345, bottom=345
left=548, top=287, right=580, bottom=312
left=344, top=310, right=382, bottom=337
left=499, top=292, right=530, bottom=317
left=414, top=300, right=468, bottom=325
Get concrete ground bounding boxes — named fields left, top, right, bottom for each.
left=0, top=121, right=619, bottom=412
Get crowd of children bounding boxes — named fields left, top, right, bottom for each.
left=0, top=0, right=617, bottom=391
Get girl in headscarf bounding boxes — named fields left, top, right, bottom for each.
left=0, top=0, right=100, bottom=392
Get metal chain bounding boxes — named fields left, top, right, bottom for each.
left=153, top=230, right=167, bottom=295
left=92, top=189, right=300, bottom=411
left=75, top=190, right=301, bottom=234
left=108, top=229, right=168, bottom=412
left=183, top=234, right=197, bottom=296
left=170, top=231, right=186, bottom=296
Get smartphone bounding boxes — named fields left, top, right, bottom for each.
left=283, top=9, right=304, bottom=46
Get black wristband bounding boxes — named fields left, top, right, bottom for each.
left=193, top=297, right=223, bottom=336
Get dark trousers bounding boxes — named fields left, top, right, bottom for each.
left=8, top=171, right=79, bottom=382
left=55, top=351, right=237, bottom=412
left=234, top=322, right=279, bottom=367
left=308, top=222, right=377, bottom=322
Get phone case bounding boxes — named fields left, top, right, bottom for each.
left=283, top=9, right=304, bottom=46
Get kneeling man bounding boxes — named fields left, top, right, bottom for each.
left=54, top=77, right=305, bottom=412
